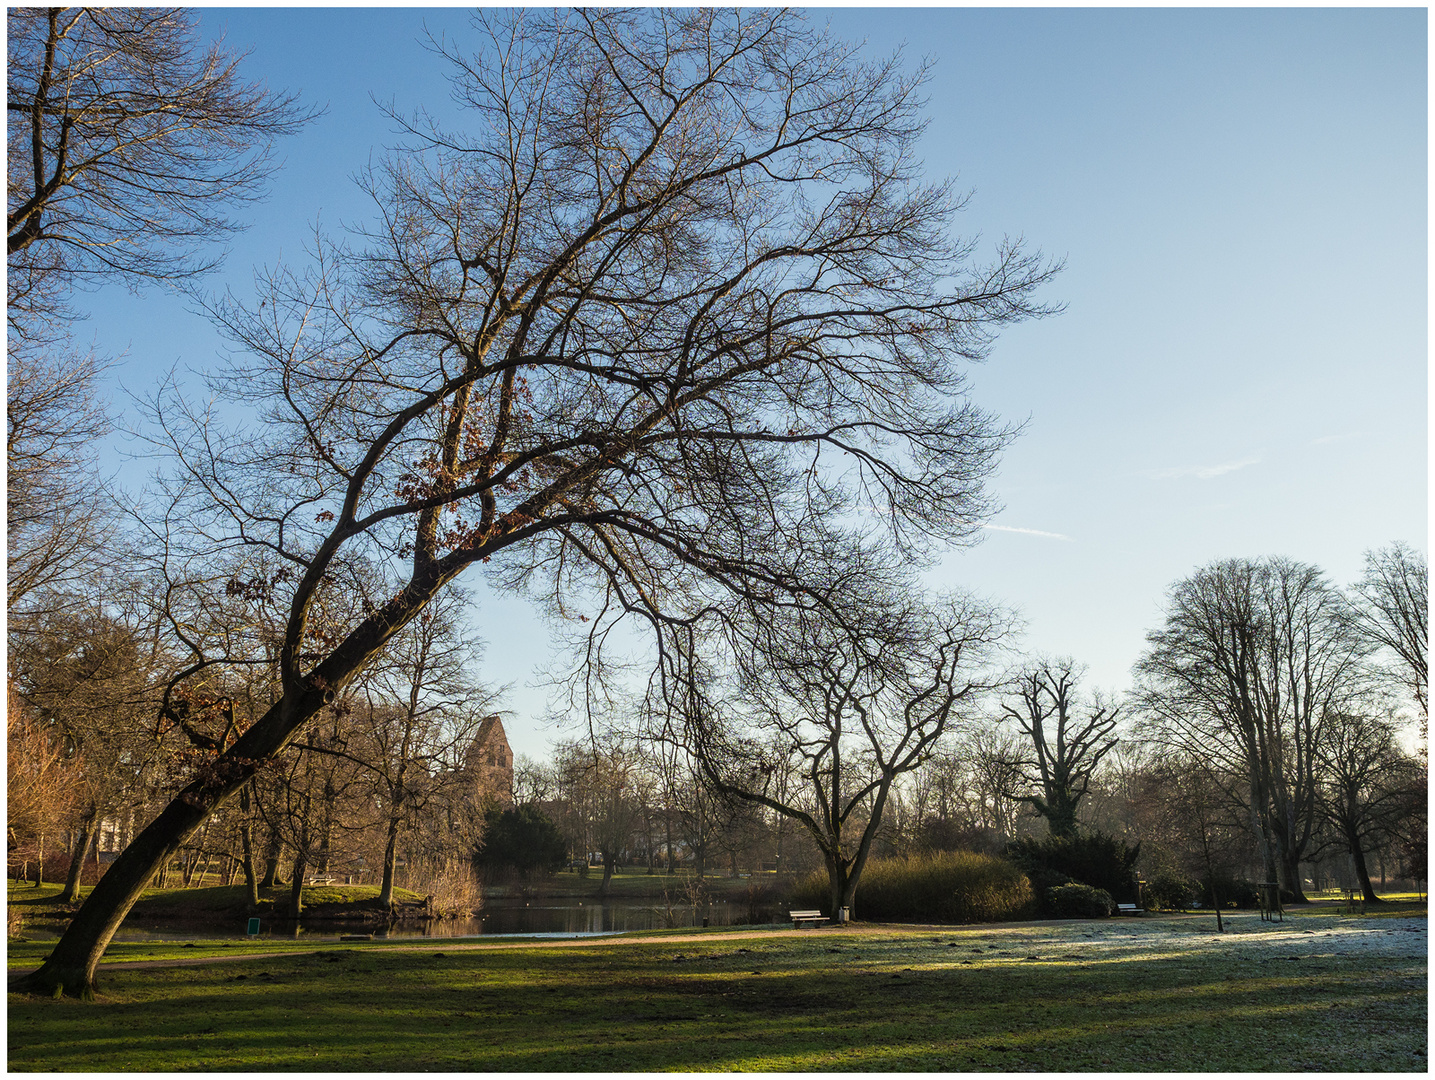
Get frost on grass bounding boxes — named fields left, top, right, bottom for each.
left=944, top=913, right=1427, bottom=965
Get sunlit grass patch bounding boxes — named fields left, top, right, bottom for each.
left=9, top=918, right=1425, bottom=1071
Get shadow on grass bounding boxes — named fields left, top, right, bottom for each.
left=8, top=930, right=1426, bottom=1072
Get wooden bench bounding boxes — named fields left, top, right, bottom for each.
left=304, top=874, right=338, bottom=886
left=1116, top=903, right=1141, bottom=915
left=789, top=909, right=826, bottom=928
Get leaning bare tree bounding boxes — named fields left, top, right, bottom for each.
left=14, top=9, right=1055, bottom=996
left=1000, top=657, right=1119, bottom=838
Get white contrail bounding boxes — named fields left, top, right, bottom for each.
left=980, top=524, right=1072, bottom=541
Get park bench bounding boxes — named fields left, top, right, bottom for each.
left=304, top=874, right=338, bottom=886
left=789, top=909, right=826, bottom=928
left=1116, top=903, right=1141, bottom=915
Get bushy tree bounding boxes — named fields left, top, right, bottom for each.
left=475, top=805, right=567, bottom=878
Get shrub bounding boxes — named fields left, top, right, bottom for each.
left=788, top=851, right=1035, bottom=924
left=1006, top=831, right=1140, bottom=904
left=1045, top=883, right=1115, bottom=918
left=474, top=805, right=568, bottom=878
left=1143, top=869, right=1197, bottom=911
left=1198, top=873, right=1259, bottom=909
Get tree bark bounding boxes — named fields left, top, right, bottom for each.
left=1348, top=835, right=1382, bottom=904
left=597, top=851, right=615, bottom=897
left=57, top=816, right=96, bottom=904
left=288, top=848, right=307, bottom=918
left=9, top=785, right=227, bottom=998
left=378, top=814, right=401, bottom=909
left=1279, top=848, right=1309, bottom=905
left=259, top=827, right=283, bottom=888
left=238, top=786, right=260, bottom=911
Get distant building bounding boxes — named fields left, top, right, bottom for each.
left=462, top=714, right=514, bottom=808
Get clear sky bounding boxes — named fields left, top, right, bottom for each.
left=75, top=7, right=1427, bottom=761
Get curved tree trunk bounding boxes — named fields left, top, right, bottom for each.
left=57, top=815, right=97, bottom=904
left=10, top=682, right=335, bottom=999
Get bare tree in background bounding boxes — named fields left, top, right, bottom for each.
left=7, top=683, right=78, bottom=887
left=1136, top=557, right=1367, bottom=903
left=16, top=9, right=1054, bottom=997
left=553, top=739, right=647, bottom=897
left=687, top=583, right=1006, bottom=920
left=1000, top=658, right=1120, bottom=838
left=1134, top=751, right=1245, bottom=932
left=11, top=605, right=167, bottom=903
left=1314, top=711, right=1419, bottom=904
left=1348, top=543, right=1427, bottom=726
left=347, top=589, right=500, bottom=909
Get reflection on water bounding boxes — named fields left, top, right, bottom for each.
left=391, top=898, right=750, bottom=938
left=33, top=897, right=765, bottom=943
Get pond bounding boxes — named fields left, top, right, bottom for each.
left=23, top=896, right=768, bottom=943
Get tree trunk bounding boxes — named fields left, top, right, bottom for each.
left=378, top=814, right=402, bottom=909
left=1280, top=849, right=1308, bottom=904
left=288, top=847, right=307, bottom=918
left=238, top=787, right=260, bottom=911
left=1348, top=834, right=1381, bottom=904
left=260, top=827, right=283, bottom=888
left=597, top=851, right=615, bottom=897
left=57, top=817, right=96, bottom=904
left=8, top=680, right=340, bottom=998
left=826, top=853, right=854, bottom=922
left=9, top=785, right=229, bottom=998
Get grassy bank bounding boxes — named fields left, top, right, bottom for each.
left=7, top=881, right=427, bottom=929
left=8, top=914, right=1425, bottom=1071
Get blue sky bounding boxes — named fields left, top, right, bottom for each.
left=76, top=8, right=1427, bottom=760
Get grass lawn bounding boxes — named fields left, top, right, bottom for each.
left=8, top=912, right=1426, bottom=1071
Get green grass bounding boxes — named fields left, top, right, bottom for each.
left=8, top=918, right=1426, bottom=1071
left=8, top=880, right=426, bottom=925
